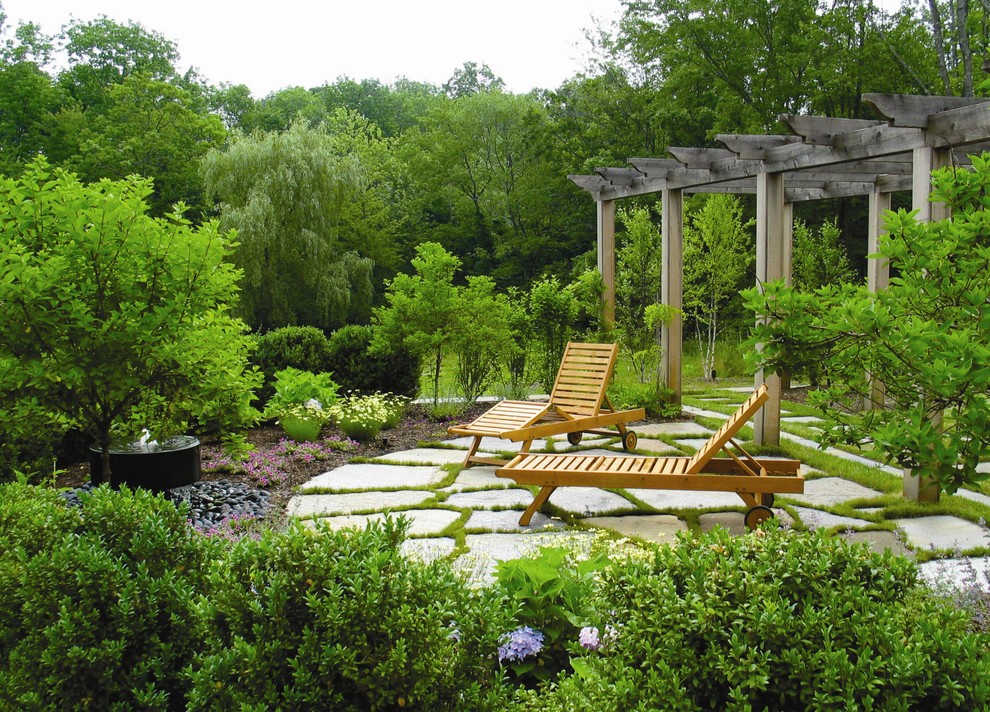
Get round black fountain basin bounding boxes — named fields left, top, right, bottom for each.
left=89, top=435, right=201, bottom=491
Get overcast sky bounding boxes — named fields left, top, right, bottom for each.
left=2, top=0, right=624, bottom=97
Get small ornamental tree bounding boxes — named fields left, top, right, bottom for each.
left=744, top=153, right=990, bottom=496
left=373, top=242, right=462, bottom=405
left=684, top=194, right=754, bottom=380
left=0, top=159, right=261, bottom=483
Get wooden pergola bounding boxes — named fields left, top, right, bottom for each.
left=569, top=93, right=990, bottom=495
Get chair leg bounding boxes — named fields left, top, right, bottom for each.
left=461, top=436, right=483, bottom=468
left=519, top=486, right=557, bottom=525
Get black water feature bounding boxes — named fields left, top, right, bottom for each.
left=89, top=435, right=201, bottom=491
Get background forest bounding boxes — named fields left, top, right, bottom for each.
left=0, top=0, right=985, bottom=337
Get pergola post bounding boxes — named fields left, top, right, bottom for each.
left=754, top=172, right=786, bottom=446
left=661, top=188, right=684, bottom=405
left=597, top=199, right=616, bottom=330
left=867, top=190, right=892, bottom=410
left=903, top=145, right=952, bottom=502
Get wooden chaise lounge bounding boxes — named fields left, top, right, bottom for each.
left=495, top=384, right=804, bottom=530
left=447, top=342, right=645, bottom=468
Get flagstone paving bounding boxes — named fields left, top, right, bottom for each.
left=288, top=396, right=990, bottom=591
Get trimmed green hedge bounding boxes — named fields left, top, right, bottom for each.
left=2, top=483, right=987, bottom=710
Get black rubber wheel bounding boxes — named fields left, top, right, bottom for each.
left=744, top=505, right=775, bottom=530
left=622, top=431, right=638, bottom=451
left=567, top=431, right=583, bottom=446
left=761, top=493, right=775, bottom=508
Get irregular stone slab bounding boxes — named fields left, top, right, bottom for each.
left=636, top=422, right=713, bottom=437
left=440, top=467, right=508, bottom=492
left=841, top=530, right=914, bottom=559
left=677, top=438, right=712, bottom=451
left=300, top=463, right=445, bottom=491
left=458, top=531, right=598, bottom=583
left=781, top=432, right=902, bottom=475
left=374, top=448, right=473, bottom=465
left=465, top=510, right=562, bottom=532
left=401, top=537, right=457, bottom=562
left=583, top=514, right=686, bottom=544
left=781, top=416, right=824, bottom=424
left=918, top=556, right=990, bottom=592
left=682, top=405, right=729, bottom=420
left=305, top=509, right=462, bottom=537
left=793, top=506, right=874, bottom=531
left=787, top=477, right=883, bottom=507
left=630, top=488, right=746, bottom=510
left=892, top=515, right=990, bottom=552
left=444, top=436, right=551, bottom=453
left=955, top=488, right=990, bottom=508
left=699, top=509, right=795, bottom=536
left=445, top=489, right=535, bottom=509
left=287, top=490, right=434, bottom=517
left=559, top=437, right=613, bottom=449
left=632, top=438, right=681, bottom=454
left=543, top=487, right=635, bottom=517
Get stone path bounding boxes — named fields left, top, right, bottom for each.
left=286, top=395, right=990, bottom=590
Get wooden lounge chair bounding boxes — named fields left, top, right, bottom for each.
left=447, top=342, right=645, bottom=468
left=496, top=384, right=804, bottom=530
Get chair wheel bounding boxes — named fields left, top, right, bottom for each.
left=744, top=505, right=775, bottom=530
left=761, top=493, right=775, bottom=508
left=622, top=431, right=638, bottom=451
left=567, top=432, right=583, bottom=446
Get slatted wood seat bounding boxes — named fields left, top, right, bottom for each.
left=447, top=342, right=645, bottom=468
left=496, top=384, right=804, bottom=529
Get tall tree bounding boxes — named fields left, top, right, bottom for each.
left=67, top=73, right=226, bottom=217
left=683, top=194, right=754, bottom=379
left=57, top=16, right=181, bottom=110
left=202, top=121, right=373, bottom=332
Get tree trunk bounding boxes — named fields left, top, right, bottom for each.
left=955, top=0, right=974, bottom=95
left=928, top=0, right=953, bottom=94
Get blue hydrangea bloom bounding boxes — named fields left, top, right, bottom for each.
left=578, top=626, right=601, bottom=651
left=498, top=625, right=545, bottom=662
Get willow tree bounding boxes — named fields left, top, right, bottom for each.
left=202, top=120, right=373, bottom=332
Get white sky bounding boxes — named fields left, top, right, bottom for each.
left=2, top=0, right=624, bottom=97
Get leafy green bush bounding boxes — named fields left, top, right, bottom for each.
left=493, top=546, right=609, bottom=686
left=0, top=160, right=260, bottom=484
left=608, top=381, right=679, bottom=419
left=0, top=483, right=219, bottom=710
left=188, top=518, right=513, bottom=711
left=264, top=367, right=340, bottom=418
left=253, top=326, right=335, bottom=403
left=329, top=324, right=421, bottom=398
left=523, top=527, right=990, bottom=710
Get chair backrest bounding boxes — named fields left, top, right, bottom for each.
left=548, top=342, right=618, bottom=418
left=685, top=384, right=770, bottom=473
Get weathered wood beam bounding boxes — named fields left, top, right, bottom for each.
left=568, top=174, right=608, bottom=195
left=925, top=103, right=990, bottom=146
left=717, top=134, right=802, bottom=158
left=863, top=93, right=990, bottom=128
left=779, top=115, right=884, bottom=145
left=667, top=147, right=736, bottom=168
left=661, top=188, right=683, bottom=405
left=595, top=167, right=643, bottom=186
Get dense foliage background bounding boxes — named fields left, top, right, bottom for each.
left=0, top=0, right=984, bottom=335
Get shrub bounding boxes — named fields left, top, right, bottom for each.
left=328, top=324, right=421, bottom=398
left=264, top=368, right=340, bottom=418
left=524, top=527, right=990, bottom=710
left=0, top=160, right=260, bottom=484
left=608, top=381, right=679, bottom=419
left=493, top=545, right=610, bottom=686
left=253, top=326, right=335, bottom=403
left=0, top=483, right=219, bottom=710
left=187, top=517, right=513, bottom=711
